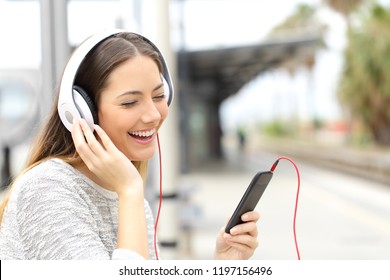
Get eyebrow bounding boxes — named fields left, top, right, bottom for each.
left=116, top=83, right=164, bottom=99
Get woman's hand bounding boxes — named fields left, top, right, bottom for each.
left=214, top=211, right=260, bottom=260
left=72, top=119, right=149, bottom=258
left=71, top=118, right=143, bottom=195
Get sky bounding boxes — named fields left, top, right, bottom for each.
left=175, top=0, right=322, bottom=49
left=0, top=0, right=326, bottom=68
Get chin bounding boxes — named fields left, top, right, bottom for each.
left=127, top=150, right=156, bottom=162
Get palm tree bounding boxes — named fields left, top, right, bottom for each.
left=323, top=0, right=364, bottom=30
left=269, top=4, right=325, bottom=126
left=269, top=4, right=325, bottom=74
left=338, top=4, right=390, bottom=145
left=272, top=4, right=319, bottom=31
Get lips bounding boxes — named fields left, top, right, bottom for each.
left=128, top=128, right=156, bottom=143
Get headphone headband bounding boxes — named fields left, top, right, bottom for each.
left=58, top=29, right=174, bottom=132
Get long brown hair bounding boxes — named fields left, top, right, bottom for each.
left=0, top=32, right=164, bottom=223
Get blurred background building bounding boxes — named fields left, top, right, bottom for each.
left=1, top=0, right=390, bottom=260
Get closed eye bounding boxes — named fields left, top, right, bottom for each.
left=154, top=93, right=166, bottom=100
left=121, top=101, right=137, bottom=107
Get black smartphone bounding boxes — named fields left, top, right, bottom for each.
left=225, top=171, right=273, bottom=233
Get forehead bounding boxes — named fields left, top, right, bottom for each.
left=102, top=55, right=162, bottom=95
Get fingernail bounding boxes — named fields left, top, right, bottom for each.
left=71, top=119, right=77, bottom=130
left=79, top=119, right=88, bottom=129
left=224, top=233, right=232, bottom=239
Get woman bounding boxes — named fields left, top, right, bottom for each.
left=0, top=31, right=259, bottom=260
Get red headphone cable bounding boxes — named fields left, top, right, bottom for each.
left=154, top=133, right=163, bottom=260
left=270, top=156, right=301, bottom=260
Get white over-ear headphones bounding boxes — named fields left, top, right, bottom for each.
left=58, top=29, right=174, bottom=132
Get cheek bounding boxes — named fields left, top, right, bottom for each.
left=159, top=103, right=169, bottom=123
left=98, top=109, right=129, bottom=139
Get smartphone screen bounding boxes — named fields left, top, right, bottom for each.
left=225, top=171, right=273, bottom=233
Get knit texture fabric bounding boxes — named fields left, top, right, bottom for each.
left=0, top=159, right=157, bottom=260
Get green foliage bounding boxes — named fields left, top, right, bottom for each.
left=313, top=117, right=325, bottom=129
left=262, top=121, right=293, bottom=137
left=272, top=4, right=318, bottom=30
left=338, top=4, right=390, bottom=145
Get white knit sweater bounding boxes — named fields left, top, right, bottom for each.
left=0, top=159, right=157, bottom=260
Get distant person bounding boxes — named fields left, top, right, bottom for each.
left=237, top=126, right=247, bottom=150
left=0, top=146, right=12, bottom=189
left=0, top=30, right=259, bottom=260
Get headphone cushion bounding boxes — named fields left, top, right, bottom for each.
left=72, top=85, right=98, bottom=124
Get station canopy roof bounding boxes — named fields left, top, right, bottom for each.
left=179, top=34, right=321, bottom=100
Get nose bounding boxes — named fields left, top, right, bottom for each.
left=141, top=99, right=161, bottom=124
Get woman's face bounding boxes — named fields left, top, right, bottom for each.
left=98, top=55, right=169, bottom=161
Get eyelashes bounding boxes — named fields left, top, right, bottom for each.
left=154, top=94, right=166, bottom=100
left=121, top=102, right=136, bottom=107
left=121, top=94, right=166, bottom=107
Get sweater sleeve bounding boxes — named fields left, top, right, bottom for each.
left=14, top=176, right=141, bottom=260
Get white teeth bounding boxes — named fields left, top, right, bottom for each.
left=129, top=128, right=156, bottom=137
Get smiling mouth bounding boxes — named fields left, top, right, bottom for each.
left=128, top=128, right=156, bottom=141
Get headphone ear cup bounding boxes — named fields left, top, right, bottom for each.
left=161, top=75, right=172, bottom=106
left=72, top=86, right=98, bottom=127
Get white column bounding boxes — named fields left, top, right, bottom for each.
left=40, top=0, right=70, bottom=115
left=154, top=0, right=181, bottom=260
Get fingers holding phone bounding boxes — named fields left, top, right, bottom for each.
left=215, top=210, right=260, bottom=260
left=228, top=211, right=260, bottom=236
